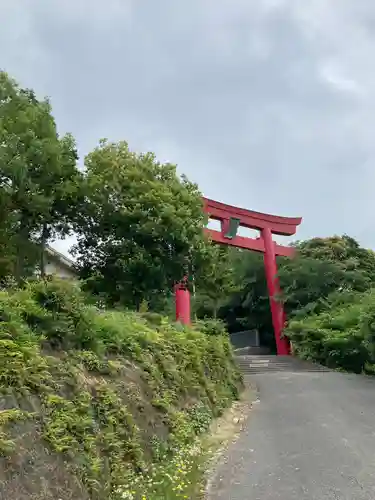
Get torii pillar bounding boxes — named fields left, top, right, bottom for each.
left=174, top=276, right=191, bottom=325
left=175, top=197, right=302, bottom=356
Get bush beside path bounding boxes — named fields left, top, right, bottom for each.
left=0, top=279, right=242, bottom=500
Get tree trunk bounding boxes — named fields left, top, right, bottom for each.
left=15, top=217, right=29, bottom=285
left=213, top=304, right=218, bottom=319
left=191, top=272, right=197, bottom=321
left=40, top=223, right=48, bottom=278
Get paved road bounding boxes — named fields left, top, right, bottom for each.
left=207, top=370, right=375, bottom=499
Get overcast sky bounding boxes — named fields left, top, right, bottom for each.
left=2, top=0, right=375, bottom=255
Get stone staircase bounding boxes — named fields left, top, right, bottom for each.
left=234, top=346, right=271, bottom=356
left=236, top=355, right=330, bottom=374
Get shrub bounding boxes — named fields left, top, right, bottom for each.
left=195, top=318, right=227, bottom=336
left=23, top=279, right=104, bottom=352
left=286, top=289, right=375, bottom=373
left=0, top=278, right=242, bottom=499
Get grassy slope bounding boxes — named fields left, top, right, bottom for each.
left=0, top=280, right=242, bottom=500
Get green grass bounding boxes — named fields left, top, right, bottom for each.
left=0, top=279, right=242, bottom=499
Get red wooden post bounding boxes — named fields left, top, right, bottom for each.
left=175, top=279, right=191, bottom=325
left=262, top=228, right=290, bottom=356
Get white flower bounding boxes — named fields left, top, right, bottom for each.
left=120, top=492, right=135, bottom=500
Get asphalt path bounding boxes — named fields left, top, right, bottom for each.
left=207, top=370, right=375, bottom=500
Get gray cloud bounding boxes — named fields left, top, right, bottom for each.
left=1, top=0, right=375, bottom=253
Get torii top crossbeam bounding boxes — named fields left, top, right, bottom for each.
left=203, top=197, right=302, bottom=257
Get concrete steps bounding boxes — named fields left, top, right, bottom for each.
left=234, top=346, right=271, bottom=356
left=236, top=355, right=330, bottom=374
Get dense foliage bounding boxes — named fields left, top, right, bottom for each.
left=0, top=72, right=82, bottom=283
left=75, top=140, right=210, bottom=310
left=192, top=245, right=238, bottom=319
left=280, top=236, right=375, bottom=372
left=218, top=250, right=273, bottom=344
left=285, top=289, right=375, bottom=373
left=279, top=235, right=375, bottom=317
left=0, top=278, right=241, bottom=499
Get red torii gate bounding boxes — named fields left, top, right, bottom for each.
left=175, top=197, right=302, bottom=356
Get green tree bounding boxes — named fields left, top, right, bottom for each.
left=295, top=235, right=375, bottom=281
left=75, top=140, right=207, bottom=309
left=192, top=245, right=238, bottom=319
left=0, top=71, right=82, bottom=282
left=278, top=255, right=369, bottom=319
left=218, top=250, right=275, bottom=347
left=279, top=235, right=375, bottom=318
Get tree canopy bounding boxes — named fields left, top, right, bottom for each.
left=0, top=71, right=82, bottom=282
left=280, top=235, right=375, bottom=318
left=74, top=140, right=208, bottom=309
